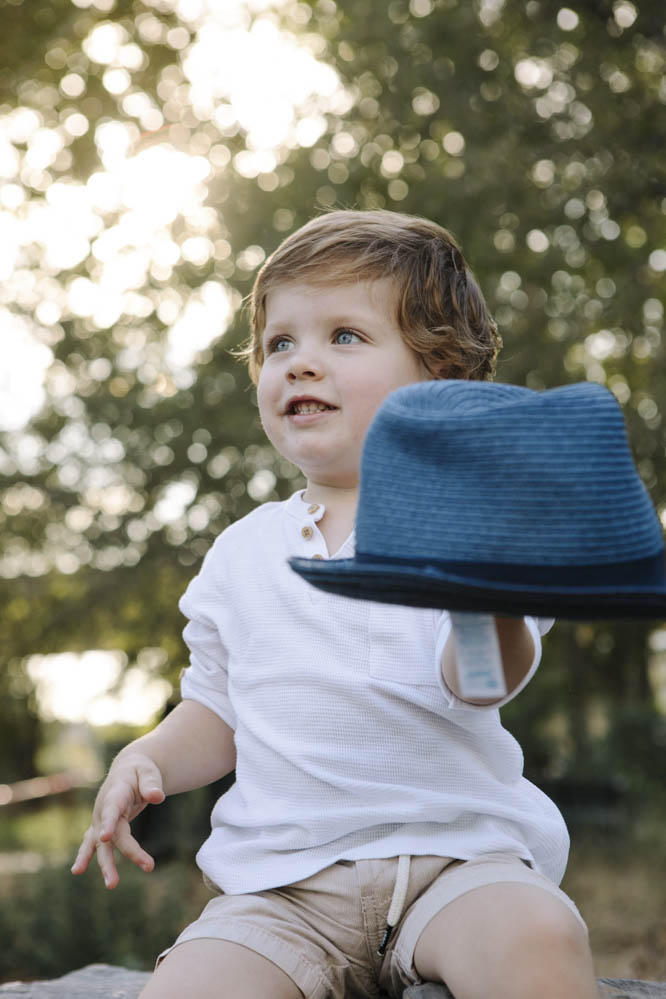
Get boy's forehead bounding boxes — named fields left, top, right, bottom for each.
left=263, top=274, right=401, bottom=318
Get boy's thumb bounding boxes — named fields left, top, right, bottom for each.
left=139, top=771, right=165, bottom=803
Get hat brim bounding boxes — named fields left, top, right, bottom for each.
left=289, top=557, right=666, bottom=620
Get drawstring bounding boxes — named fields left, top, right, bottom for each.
left=377, top=854, right=411, bottom=955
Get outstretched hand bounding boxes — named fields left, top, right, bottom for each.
left=71, top=754, right=165, bottom=890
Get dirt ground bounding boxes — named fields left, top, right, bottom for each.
left=562, top=828, right=666, bottom=982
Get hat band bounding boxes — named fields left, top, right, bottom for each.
left=354, top=550, right=666, bottom=589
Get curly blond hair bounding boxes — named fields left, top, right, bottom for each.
left=240, top=209, right=501, bottom=384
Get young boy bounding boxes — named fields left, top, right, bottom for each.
left=72, top=210, right=598, bottom=999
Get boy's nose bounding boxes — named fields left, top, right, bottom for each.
left=286, top=349, right=323, bottom=380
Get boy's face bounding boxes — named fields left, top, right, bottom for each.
left=257, top=277, right=426, bottom=492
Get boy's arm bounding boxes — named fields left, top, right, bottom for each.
left=126, top=697, right=236, bottom=794
left=441, top=616, right=536, bottom=706
left=72, top=699, right=235, bottom=888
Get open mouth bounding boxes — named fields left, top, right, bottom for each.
left=288, top=400, right=336, bottom=415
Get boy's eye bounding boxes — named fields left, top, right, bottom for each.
left=266, top=336, right=292, bottom=354
left=335, top=328, right=361, bottom=345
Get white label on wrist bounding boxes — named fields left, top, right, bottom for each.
left=450, top=612, right=507, bottom=700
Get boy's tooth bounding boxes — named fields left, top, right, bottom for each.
left=294, top=401, right=330, bottom=414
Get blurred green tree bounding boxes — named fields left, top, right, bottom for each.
left=0, top=0, right=664, bottom=790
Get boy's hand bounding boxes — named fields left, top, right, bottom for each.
left=71, top=754, right=165, bottom=890
left=443, top=614, right=536, bottom=705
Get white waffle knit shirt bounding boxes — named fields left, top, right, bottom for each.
left=179, top=490, right=568, bottom=893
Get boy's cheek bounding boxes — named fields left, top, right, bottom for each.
left=255, top=382, right=274, bottom=425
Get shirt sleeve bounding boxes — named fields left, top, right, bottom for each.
left=178, top=537, right=237, bottom=731
left=436, top=614, right=554, bottom=710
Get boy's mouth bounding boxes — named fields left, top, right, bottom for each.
left=286, top=398, right=337, bottom=415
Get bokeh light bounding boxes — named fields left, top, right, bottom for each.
left=0, top=0, right=348, bottom=432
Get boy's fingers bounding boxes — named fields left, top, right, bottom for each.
left=114, top=826, right=156, bottom=872
left=99, top=805, right=122, bottom=842
left=71, top=765, right=163, bottom=884
left=136, top=762, right=165, bottom=802
left=95, top=839, right=119, bottom=889
left=98, top=772, right=163, bottom=837
left=137, top=773, right=165, bottom=805
left=98, top=784, right=134, bottom=839
left=71, top=833, right=95, bottom=875
left=78, top=820, right=154, bottom=888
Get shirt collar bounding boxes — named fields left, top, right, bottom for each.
left=285, top=489, right=326, bottom=523
left=284, top=489, right=356, bottom=558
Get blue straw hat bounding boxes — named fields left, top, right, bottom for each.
left=290, top=380, right=666, bottom=619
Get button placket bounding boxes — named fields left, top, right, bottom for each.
left=300, top=523, right=325, bottom=561
left=298, top=515, right=327, bottom=601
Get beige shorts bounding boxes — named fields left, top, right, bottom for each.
left=158, top=853, right=586, bottom=999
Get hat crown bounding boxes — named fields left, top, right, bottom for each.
left=356, top=380, right=664, bottom=567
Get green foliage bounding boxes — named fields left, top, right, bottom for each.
left=0, top=801, right=91, bottom=853
left=0, top=860, right=210, bottom=983
left=0, top=0, right=664, bottom=792
left=0, top=657, right=41, bottom=782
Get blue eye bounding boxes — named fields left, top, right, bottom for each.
left=335, top=329, right=360, bottom=345
left=267, top=336, right=292, bottom=354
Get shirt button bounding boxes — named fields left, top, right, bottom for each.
left=307, top=503, right=320, bottom=514
left=301, top=525, right=314, bottom=540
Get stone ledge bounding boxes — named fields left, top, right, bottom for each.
left=1, top=965, right=665, bottom=998
left=407, top=982, right=666, bottom=998
left=0, top=965, right=149, bottom=998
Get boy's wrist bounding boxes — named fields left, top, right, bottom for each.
left=443, top=614, right=536, bottom=705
